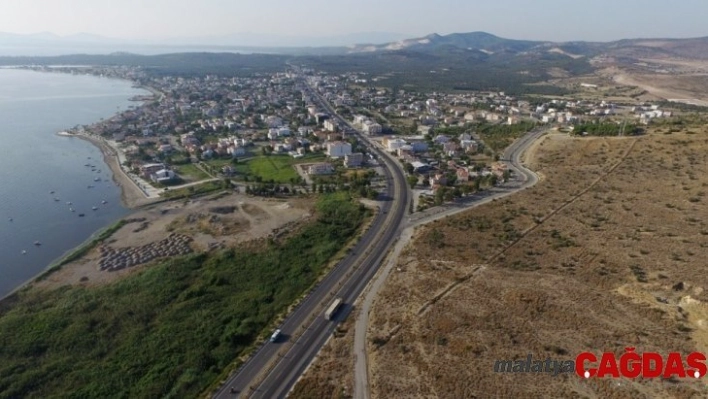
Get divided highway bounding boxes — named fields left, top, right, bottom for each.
left=214, top=71, right=546, bottom=398
left=213, top=74, right=410, bottom=398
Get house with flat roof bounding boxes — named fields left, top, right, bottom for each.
left=308, top=162, right=334, bottom=175
left=344, top=153, right=364, bottom=168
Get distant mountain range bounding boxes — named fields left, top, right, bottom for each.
left=345, top=31, right=708, bottom=60
left=2, top=30, right=708, bottom=61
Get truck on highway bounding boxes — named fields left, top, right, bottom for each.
left=324, top=297, right=343, bottom=320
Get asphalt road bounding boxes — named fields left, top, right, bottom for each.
left=408, top=127, right=546, bottom=226
left=213, top=74, right=410, bottom=399
left=351, top=127, right=547, bottom=399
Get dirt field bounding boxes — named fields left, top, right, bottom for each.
left=363, top=129, right=708, bottom=398
left=294, top=127, right=708, bottom=398
left=610, top=71, right=708, bottom=107
left=34, top=193, right=313, bottom=290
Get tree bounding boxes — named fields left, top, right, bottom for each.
left=404, top=162, right=414, bottom=174
left=503, top=169, right=511, bottom=182
left=434, top=188, right=445, bottom=206
left=407, top=175, right=418, bottom=189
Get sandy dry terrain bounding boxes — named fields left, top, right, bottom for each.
left=34, top=193, right=313, bottom=290
left=365, top=130, right=708, bottom=398
left=595, top=66, right=708, bottom=106
left=295, top=127, right=708, bottom=398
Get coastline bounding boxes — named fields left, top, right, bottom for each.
left=2, top=132, right=157, bottom=302
left=0, top=72, right=161, bottom=302
left=68, top=132, right=156, bottom=209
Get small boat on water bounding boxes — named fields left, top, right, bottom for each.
left=49, top=190, right=55, bottom=194
left=92, top=206, right=98, bottom=210
left=84, top=164, right=90, bottom=167
left=70, top=208, right=75, bottom=212
left=54, top=197, right=60, bottom=201
left=34, top=241, right=41, bottom=246
left=66, top=201, right=72, bottom=205
left=78, top=213, right=85, bottom=217
left=8, top=218, right=12, bottom=222
left=21, top=250, right=26, bottom=255
left=87, top=185, right=94, bottom=188
left=101, top=200, right=107, bottom=204
left=94, top=177, right=101, bottom=182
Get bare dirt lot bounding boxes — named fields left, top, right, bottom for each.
left=611, top=71, right=708, bottom=107
left=362, top=130, right=708, bottom=398
left=34, top=193, right=313, bottom=290
left=295, top=128, right=708, bottom=398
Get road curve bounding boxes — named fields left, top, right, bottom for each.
left=212, top=72, right=410, bottom=399
left=352, top=127, right=548, bottom=399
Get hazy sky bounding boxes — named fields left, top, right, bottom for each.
left=2, top=0, right=706, bottom=42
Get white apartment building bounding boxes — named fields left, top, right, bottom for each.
left=363, top=121, right=382, bottom=135
left=326, top=141, right=352, bottom=158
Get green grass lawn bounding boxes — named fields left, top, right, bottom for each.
left=478, top=121, right=536, bottom=153
left=160, top=181, right=224, bottom=199
left=203, top=159, right=234, bottom=170
left=174, top=163, right=210, bottom=181
left=0, top=194, right=367, bottom=398
left=239, top=153, right=326, bottom=183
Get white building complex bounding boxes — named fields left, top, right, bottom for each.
left=326, top=141, right=352, bottom=158
left=362, top=121, right=382, bottom=135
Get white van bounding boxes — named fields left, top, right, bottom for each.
left=270, top=329, right=281, bottom=343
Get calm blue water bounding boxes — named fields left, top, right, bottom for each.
left=0, top=69, right=147, bottom=297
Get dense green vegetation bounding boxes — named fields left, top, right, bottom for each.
left=301, top=49, right=592, bottom=94
left=0, top=49, right=594, bottom=94
left=0, top=193, right=367, bottom=398
left=573, top=121, right=641, bottom=136
left=477, top=121, right=537, bottom=152
left=173, top=163, right=211, bottom=181
left=656, top=100, right=708, bottom=113
left=236, top=154, right=326, bottom=183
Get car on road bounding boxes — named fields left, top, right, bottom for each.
left=269, top=329, right=281, bottom=343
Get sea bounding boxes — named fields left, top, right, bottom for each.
left=0, top=68, right=148, bottom=298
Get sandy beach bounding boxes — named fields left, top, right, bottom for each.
left=66, top=131, right=159, bottom=209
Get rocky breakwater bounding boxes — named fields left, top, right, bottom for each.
left=98, top=233, right=193, bottom=272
